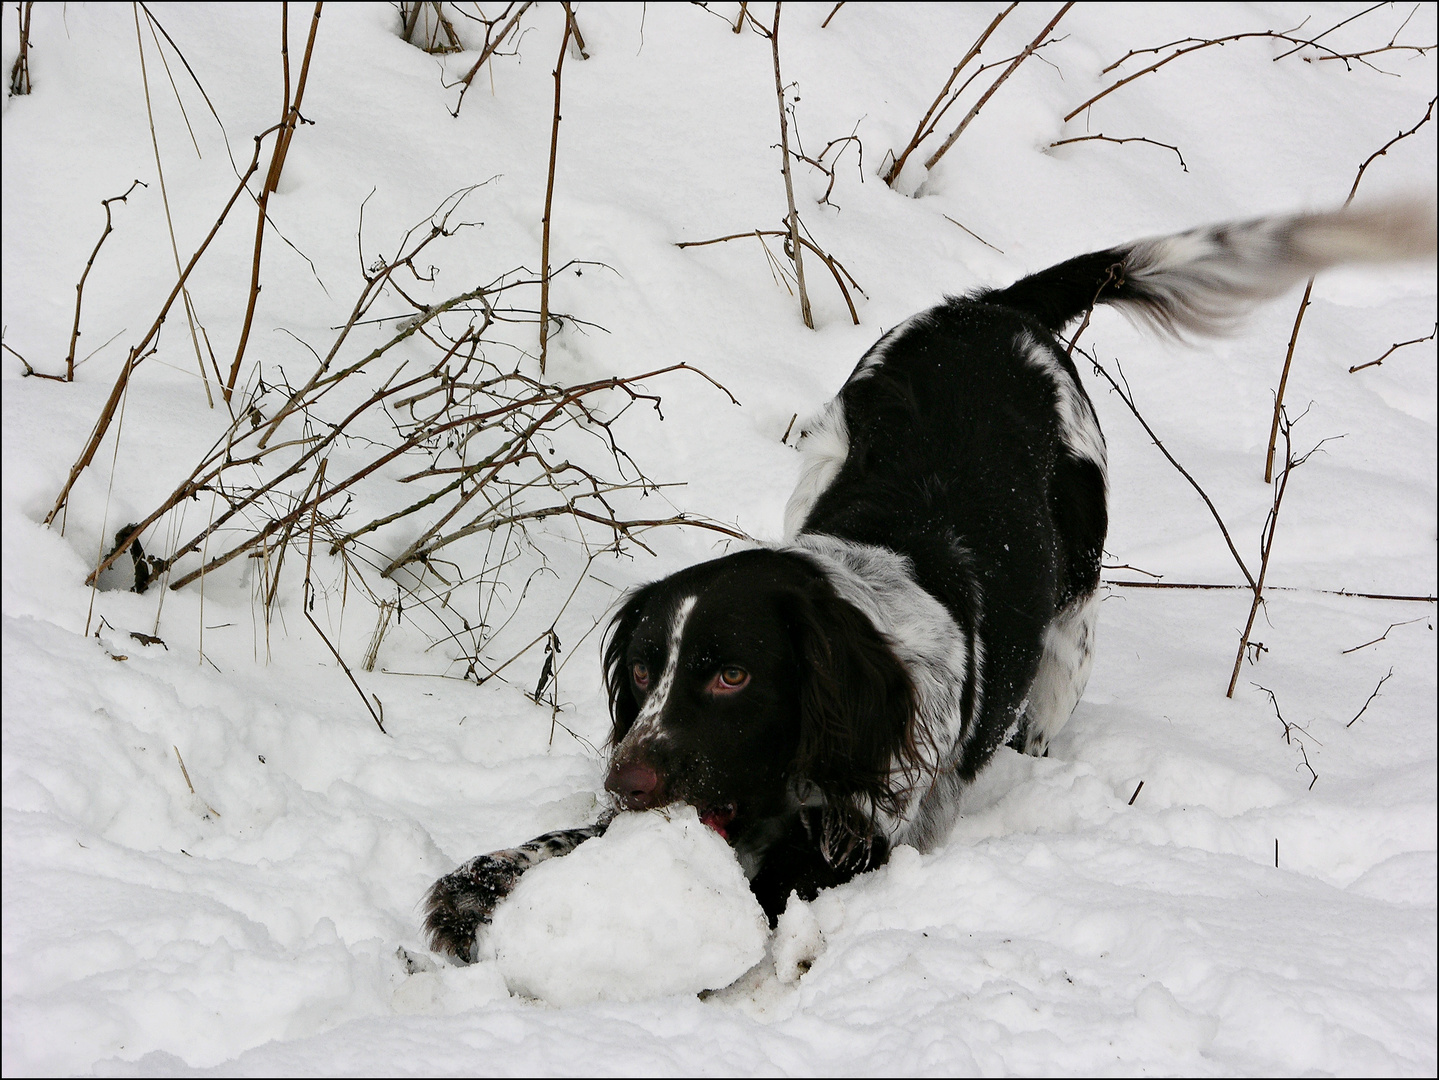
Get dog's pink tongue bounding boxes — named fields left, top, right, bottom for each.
left=699, top=807, right=735, bottom=839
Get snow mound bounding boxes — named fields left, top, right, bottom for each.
left=488, top=806, right=769, bottom=1005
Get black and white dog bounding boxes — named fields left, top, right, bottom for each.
left=425, top=201, right=1432, bottom=962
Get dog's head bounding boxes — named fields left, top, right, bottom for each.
left=601, top=548, right=922, bottom=864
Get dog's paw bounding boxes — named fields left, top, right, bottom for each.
left=422, top=852, right=523, bottom=963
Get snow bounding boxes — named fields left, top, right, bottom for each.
left=487, top=807, right=769, bottom=1006
left=2, top=2, right=1436, bottom=1075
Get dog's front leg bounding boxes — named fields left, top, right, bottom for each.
left=423, top=813, right=613, bottom=963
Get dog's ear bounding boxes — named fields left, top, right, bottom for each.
left=602, top=583, right=656, bottom=745
left=786, top=581, right=922, bottom=824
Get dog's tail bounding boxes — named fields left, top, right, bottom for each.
left=978, top=197, right=1436, bottom=337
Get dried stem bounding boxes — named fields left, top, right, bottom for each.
left=1229, top=410, right=1338, bottom=697
left=1347, top=668, right=1393, bottom=726
left=9, top=1, right=32, bottom=96
left=924, top=3, right=1071, bottom=173
left=539, top=7, right=574, bottom=375
left=1067, top=27, right=1362, bottom=124
left=769, top=3, right=813, bottom=328
left=451, top=1, right=532, bottom=115
left=64, top=180, right=147, bottom=382
left=133, top=5, right=214, bottom=408
left=1350, top=322, right=1438, bottom=373
left=1048, top=133, right=1187, bottom=172
left=226, top=2, right=323, bottom=403
left=1264, top=279, right=1312, bottom=484
left=883, top=3, right=1015, bottom=187
left=1081, top=348, right=1254, bottom=589
left=565, top=3, right=588, bottom=59
left=1104, top=580, right=1435, bottom=603
left=1342, top=617, right=1425, bottom=654
left=46, top=130, right=273, bottom=527
left=302, top=459, right=386, bottom=732
left=676, top=230, right=863, bottom=324
left=820, top=3, right=844, bottom=29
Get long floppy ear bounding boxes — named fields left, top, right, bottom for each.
left=786, top=580, right=921, bottom=826
left=601, top=583, right=657, bottom=747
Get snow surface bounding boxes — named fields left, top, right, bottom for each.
left=2, top=2, right=1436, bottom=1075
left=487, top=807, right=769, bottom=1006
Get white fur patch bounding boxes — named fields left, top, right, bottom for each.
left=783, top=399, right=849, bottom=540
left=1015, top=591, right=1099, bottom=756
left=787, top=533, right=981, bottom=850
left=619, top=595, right=696, bottom=751
left=1016, top=330, right=1108, bottom=478
left=847, top=312, right=929, bottom=384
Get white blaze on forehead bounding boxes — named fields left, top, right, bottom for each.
left=625, top=594, right=697, bottom=745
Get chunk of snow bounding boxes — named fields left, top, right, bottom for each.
left=773, top=894, right=825, bottom=984
left=488, top=806, right=768, bottom=1006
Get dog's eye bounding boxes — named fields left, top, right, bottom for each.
left=709, top=666, right=750, bottom=694
left=632, top=662, right=650, bottom=689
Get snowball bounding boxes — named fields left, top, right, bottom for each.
left=488, top=806, right=769, bottom=1006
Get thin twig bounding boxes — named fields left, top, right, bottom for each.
left=173, top=746, right=221, bottom=816
left=134, top=4, right=213, bottom=408
left=47, top=129, right=273, bottom=526
left=924, top=3, right=1071, bottom=173
left=1230, top=411, right=1338, bottom=697
left=942, top=214, right=1004, bottom=253
left=1048, top=133, right=1187, bottom=172
left=1103, top=580, right=1435, bottom=603
left=821, top=3, right=844, bottom=29
left=1350, top=322, right=1437, bottom=373
left=1342, top=617, right=1426, bottom=654
left=64, top=180, right=146, bottom=382
left=303, top=459, right=386, bottom=733
left=1066, top=28, right=1362, bottom=124
left=882, top=3, right=1015, bottom=187
left=676, top=230, right=862, bottom=324
left=1347, top=667, right=1393, bottom=726
left=770, top=3, right=813, bottom=328
left=539, top=7, right=573, bottom=375
left=1081, top=348, right=1254, bottom=589
left=9, top=1, right=33, bottom=96
left=451, top=1, right=532, bottom=115
left=227, top=2, right=323, bottom=402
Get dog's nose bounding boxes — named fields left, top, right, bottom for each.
left=605, top=761, right=664, bottom=811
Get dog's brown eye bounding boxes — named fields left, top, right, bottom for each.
left=709, top=666, right=749, bottom=693
left=632, top=662, right=650, bottom=689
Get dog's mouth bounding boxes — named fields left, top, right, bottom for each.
left=698, top=803, right=738, bottom=840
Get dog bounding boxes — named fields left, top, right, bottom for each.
left=424, top=200, right=1433, bottom=962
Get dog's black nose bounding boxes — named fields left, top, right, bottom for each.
left=605, top=762, right=664, bottom=811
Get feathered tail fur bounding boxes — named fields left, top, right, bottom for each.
left=979, top=197, right=1437, bottom=336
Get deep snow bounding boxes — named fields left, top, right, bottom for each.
left=2, top=2, right=1436, bottom=1075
